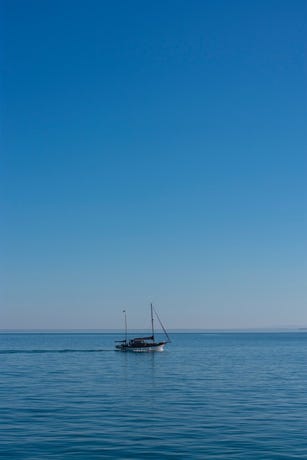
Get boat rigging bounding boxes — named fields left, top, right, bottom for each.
left=115, top=304, right=170, bottom=352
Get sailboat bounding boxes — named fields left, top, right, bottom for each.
left=115, top=304, right=171, bottom=352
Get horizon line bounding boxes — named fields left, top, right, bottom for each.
left=1, top=327, right=307, bottom=333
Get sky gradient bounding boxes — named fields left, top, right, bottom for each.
left=2, top=0, right=307, bottom=329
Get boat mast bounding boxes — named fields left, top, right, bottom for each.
left=150, top=303, right=155, bottom=340
left=123, top=310, right=127, bottom=342
left=152, top=305, right=171, bottom=343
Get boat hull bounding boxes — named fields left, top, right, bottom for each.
left=116, top=342, right=166, bottom=352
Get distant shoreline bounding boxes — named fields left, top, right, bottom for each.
left=1, top=328, right=307, bottom=334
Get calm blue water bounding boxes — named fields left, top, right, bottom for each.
left=1, top=332, right=307, bottom=459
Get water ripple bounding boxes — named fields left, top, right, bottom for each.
left=1, top=332, right=307, bottom=459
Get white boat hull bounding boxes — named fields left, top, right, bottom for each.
left=116, top=343, right=166, bottom=352
left=131, top=344, right=165, bottom=352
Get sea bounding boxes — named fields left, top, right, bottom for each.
left=1, top=332, right=307, bottom=459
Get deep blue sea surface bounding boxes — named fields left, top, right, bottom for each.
left=1, top=332, right=307, bottom=459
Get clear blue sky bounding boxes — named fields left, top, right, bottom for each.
left=1, top=0, right=306, bottom=329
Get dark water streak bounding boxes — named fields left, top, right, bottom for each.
left=0, top=349, right=111, bottom=354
